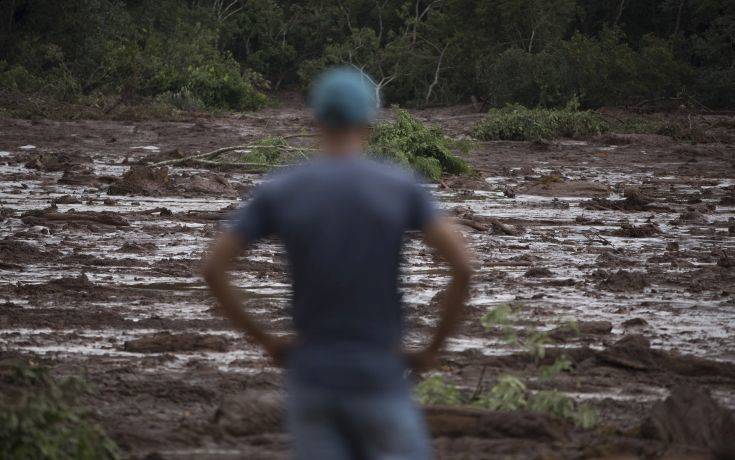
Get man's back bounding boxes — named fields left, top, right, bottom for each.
left=231, top=157, right=436, bottom=391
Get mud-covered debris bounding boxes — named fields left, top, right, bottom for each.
left=550, top=321, right=612, bottom=340
left=213, top=391, right=283, bottom=437
left=123, top=332, right=231, bottom=353
left=519, top=178, right=609, bottom=197
left=596, top=251, right=636, bottom=267
left=51, top=194, right=82, bottom=205
left=666, top=241, right=679, bottom=251
left=108, top=165, right=171, bottom=196
left=451, top=207, right=524, bottom=235
left=622, top=317, right=648, bottom=328
left=640, top=385, right=735, bottom=455
left=597, top=270, right=650, bottom=292
left=0, top=238, right=61, bottom=263
left=613, top=223, right=659, bottom=238
left=20, top=207, right=129, bottom=227
left=108, top=165, right=237, bottom=197
left=673, top=207, right=708, bottom=225
left=597, top=334, right=655, bottom=370
left=524, top=267, right=553, bottom=278
left=503, top=185, right=516, bottom=198
left=424, top=405, right=569, bottom=441
left=582, top=188, right=670, bottom=212
left=118, top=241, right=157, bottom=253
left=23, top=152, right=90, bottom=171
left=719, top=194, right=735, bottom=206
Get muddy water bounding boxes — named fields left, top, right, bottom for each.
left=1, top=113, right=734, bottom=457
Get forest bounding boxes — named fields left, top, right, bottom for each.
left=2, top=0, right=734, bottom=115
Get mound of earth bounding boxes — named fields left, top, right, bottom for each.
left=108, top=165, right=237, bottom=197
left=0, top=239, right=61, bottom=264
left=640, top=385, right=735, bottom=456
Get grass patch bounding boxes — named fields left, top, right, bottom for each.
left=0, top=358, right=119, bottom=459
left=473, top=104, right=608, bottom=141
left=371, top=109, right=471, bottom=181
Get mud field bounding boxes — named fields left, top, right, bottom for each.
left=1, top=107, right=735, bottom=459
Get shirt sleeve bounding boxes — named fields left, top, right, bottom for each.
left=408, top=179, right=439, bottom=231
left=228, top=184, right=275, bottom=244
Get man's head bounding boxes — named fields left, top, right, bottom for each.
left=309, top=67, right=378, bottom=156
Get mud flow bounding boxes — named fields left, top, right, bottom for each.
left=1, top=109, right=734, bottom=459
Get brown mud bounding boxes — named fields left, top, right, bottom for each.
left=1, top=107, right=734, bottom=459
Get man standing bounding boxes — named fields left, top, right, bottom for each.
left=202, top=68, right=473, bottom=459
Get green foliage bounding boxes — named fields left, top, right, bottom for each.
left=473, top=304, right=599, bottom=428
left=473, top=104, right=608, bottom=141
left=370, top=110, right=470, bottom=181
left=475, top=375, right=527, bottom=411
left=0, top=360, right=119, bottom=460
left=528, top=390, right=575, bottom=419
left=414, top=376, right=462, bottom=405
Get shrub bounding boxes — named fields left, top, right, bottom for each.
left=414, top=376, right=462, bottom=405
left=370, top=109, right=470, bottom=181
left=0, top=360, right=119, bottom=459
left=473, top=104, right=608, bottom=141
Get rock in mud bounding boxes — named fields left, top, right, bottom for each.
left=213, top=391, right=284, bottom=437
left=123, top=332, right=231, bottom=353
left=640, top=385, right=735, bottom=456
left=598, top=270, right=650, bottom=292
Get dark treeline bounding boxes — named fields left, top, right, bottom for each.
left=1, top=0, right=733, bottom=113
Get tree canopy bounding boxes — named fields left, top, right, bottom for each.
left=1, top=0, right=733, bottom=112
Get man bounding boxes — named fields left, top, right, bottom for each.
left=202, top=67, right=473, bottom=459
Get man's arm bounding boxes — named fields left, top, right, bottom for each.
left=201, top=232, right=288, bottom=365
left=406, top=216, right=474, bottom=372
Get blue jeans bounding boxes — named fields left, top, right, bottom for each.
left=286, top=379, right=432, bottom=460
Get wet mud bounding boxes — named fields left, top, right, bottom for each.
left=1, top=107, right=734, bottom=459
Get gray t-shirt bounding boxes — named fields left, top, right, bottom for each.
left=230, top=156, right=438, bottom=392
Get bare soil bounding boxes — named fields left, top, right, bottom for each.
left=1, top=106, right=734, bottom=459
